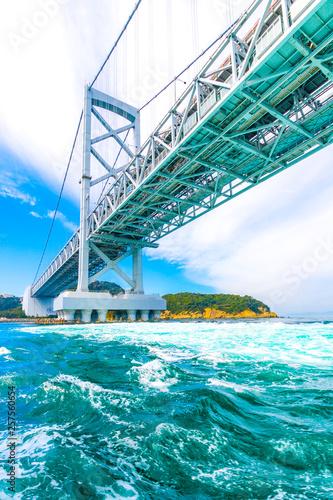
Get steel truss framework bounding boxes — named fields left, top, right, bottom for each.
left=32, top=0, right=333, bottom=297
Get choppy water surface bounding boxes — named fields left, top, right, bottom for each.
left=0, top=320, right=333, bottom=499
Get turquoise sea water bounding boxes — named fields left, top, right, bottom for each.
left=0, top=319, right=332, bottom=499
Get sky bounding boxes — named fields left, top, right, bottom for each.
left=1, top=0, right=333, bottom=315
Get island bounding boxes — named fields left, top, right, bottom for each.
left=161, top=292, right=277, bottom=319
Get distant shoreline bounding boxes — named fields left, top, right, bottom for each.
left=0, top=318, right=38, bottom=324
left=0, top=316, right=281, bottom=325
left=2, top=317, right=333, bottom=326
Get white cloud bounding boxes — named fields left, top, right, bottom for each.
left=47, top=210, right=77, bottom=232
left=147, top=148, right=333, bottom=315
left=29, top=207, right=77, bottom=231
left=0, top=0, right=120, bottom=201
left=30, top=211, right=43, bottom=218
left=0, top=171, right=36, bottom=206
left=0, top=185, right=36, bottom=206
left=0, top=0, right=243, bottom=202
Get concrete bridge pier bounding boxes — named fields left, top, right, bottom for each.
left=141, top=309, right=149, bottom=321
left=153, top=311, right=161, bottom=320
left=53, top=291, right=166, bottom=323
left=63, top=309, right=75, bottom=321
left=23, top=286, right=55, bottom=317
left=81, top=310, right=92, bottom=323
left=97, top=310, right=107, bottom=322
left=127, top=309, right=136, bottom=321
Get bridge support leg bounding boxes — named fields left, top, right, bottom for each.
left=97, top=309, right=107, bottom=322
left=133, top=248, right=143, bottom=293
left=81, top=309, right=92, bottom=323
left=141, top=309, right=149, bottom=322
left=77, top=85, right=92, bottom=293
left=63, top=310, right=75, bottom=321
left=127, top=309, right=136, bottom=321
left=153, top=311, right=161, bottom=320
left=23, top=287, right=55, bottom=317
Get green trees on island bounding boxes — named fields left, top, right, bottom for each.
left=68, top=281, right=124, bottom=294
left=162, top=292, right=271, bottom=315
left=88, top=281, right=124, bottom=294
left=0, top=297, right=26, bottom=318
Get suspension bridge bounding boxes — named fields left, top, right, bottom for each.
left=23, top=0, right=333, bottom=321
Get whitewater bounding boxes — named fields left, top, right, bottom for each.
left=0, top=319, right=332, bottom=499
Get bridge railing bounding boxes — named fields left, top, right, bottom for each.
left=32, top=230, right=80, bottom=296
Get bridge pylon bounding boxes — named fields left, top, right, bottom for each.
left=24, top=85, right=166, bottom=321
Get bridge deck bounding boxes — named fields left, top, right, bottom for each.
left=33, top=0, right=333, bottom=297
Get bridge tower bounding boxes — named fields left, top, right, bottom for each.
left=52, top=85, right=166, bottom=322
left=77, top=85, right=142, bottom=295
left=24, top=85, right=166, bottom=321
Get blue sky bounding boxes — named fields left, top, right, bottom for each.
left=1, top=0, right=333, bottom=315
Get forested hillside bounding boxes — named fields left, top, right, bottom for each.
left=162, top=292, right=272, bottom=315
left=0, top=297, right=26, bottom=318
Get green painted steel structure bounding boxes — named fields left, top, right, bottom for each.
left=32, top=0, right=333, bottom=297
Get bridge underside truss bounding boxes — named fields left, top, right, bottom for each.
left=32, top=0, right=333, bottom=298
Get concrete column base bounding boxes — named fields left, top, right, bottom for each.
left=97, top=309, right=107, bottom=322
left=63, top=309, right=75, bottom=321
left=141, top=309, right=150, bottom=321
left=153, top=310, right=161, bottom=320
left=127, top=309, right=136, bottom=321
left=81, top=309, right=92, bottom=323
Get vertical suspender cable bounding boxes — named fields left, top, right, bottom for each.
left=135, top=2, right=140, bottom=106
left=32, top=1, right=143, bottom=287
left=191, top=0, right=199, bottom=74
left=89, top=0, right=142, bottom=90
left=123, top=30, right=128, bottom=103
left=139, top=16, right=240, bottom=112
left=166, top=0, right=174, bottom=107
left=148, top=0, right=155, bottom=131
left=32, top=111, right=83, bottom=287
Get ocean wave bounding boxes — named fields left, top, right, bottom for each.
left=96, top=481, right=139, bottom=499
left=38, top=374, right=133, bottom=427
left=1, top=320, right=333, bottom=498
left=128, top=359, right=178, bottom=392
left=0, top=347, right=10, bottom=355
left=207, top=377, right=250, bottom=393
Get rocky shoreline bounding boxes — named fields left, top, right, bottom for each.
left=162, top=308, right=278, bottom=320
